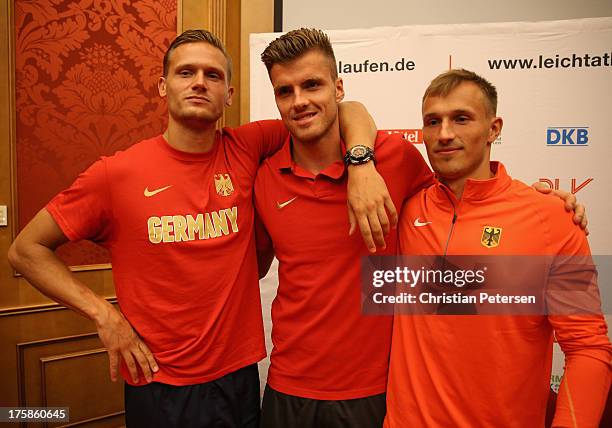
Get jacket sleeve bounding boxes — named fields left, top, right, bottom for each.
left=546, top=208, right=612, bottom=427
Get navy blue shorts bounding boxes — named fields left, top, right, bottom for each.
left=125, top=364, right=260, bottom=428
left=260, top=385, right=386, bottom=428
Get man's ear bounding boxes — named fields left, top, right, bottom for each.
left=158, top=76, right=167, bottom=97
left=225, top=85, right=235, bottom=107
left=335, top=77, right=345, bottom=103
left=488, top=116, right=503, bottom=144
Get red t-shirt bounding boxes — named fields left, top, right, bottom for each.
left=47, top=121, right=287, bottom=386
left=254, top=132, right=433, bottom=399
left=385, top=162, right=611, bottom=427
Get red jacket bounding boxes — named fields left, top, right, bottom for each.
left=385, top=162, right=611, bottom=427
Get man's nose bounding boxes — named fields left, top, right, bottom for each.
left=192, top=71, right=208, bottom=90
left=439, top=119, right=455, bottom=142
left=292, top=89, right=308, bottom=110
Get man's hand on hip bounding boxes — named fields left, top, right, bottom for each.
left=95, top=301, right=158, bottom=384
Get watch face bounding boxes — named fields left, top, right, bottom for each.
left=352, top=146, right=367, bottom=157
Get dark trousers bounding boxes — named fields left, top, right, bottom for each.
left=260, top=385, right=386, bottom=428
left=125, top=364, right=260, bottom=428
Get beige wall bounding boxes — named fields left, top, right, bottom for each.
left=283, top=0, right=612, bottom=30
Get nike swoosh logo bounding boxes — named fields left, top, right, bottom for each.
left=277, top=196, right=298, bottom=209
left=144, top=185, right=173, bottom=197
left=414, top=217, right=432, bottom=227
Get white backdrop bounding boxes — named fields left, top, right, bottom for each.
left=251, top=17, right=612, bottom=395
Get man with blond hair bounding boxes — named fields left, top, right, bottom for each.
left=8, top=28, right=388, bottom=428
left=384, top=69, right=611, bottom=427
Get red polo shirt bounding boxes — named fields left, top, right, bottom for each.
left=254, top=132, right=433, bottom=399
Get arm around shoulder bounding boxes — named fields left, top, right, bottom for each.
left=338, top=101, right=377, bottom=149
left=232, top=120, right=289, bottom=166
left=339, top=101, right=399, bottom=251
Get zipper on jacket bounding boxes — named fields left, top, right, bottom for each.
left=442, top=192, right=457, bottom=257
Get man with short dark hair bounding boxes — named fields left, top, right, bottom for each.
left=384, top=69, right=611, bottom=427
left=254, top=27, right=434, bottom=428
left=8, top=29, right=385, bottom=427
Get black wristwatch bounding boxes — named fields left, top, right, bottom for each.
left=343, top=145, right=375, bottom=166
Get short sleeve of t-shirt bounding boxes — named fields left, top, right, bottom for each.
left=46, top=158, right=112, bottom=245
left=229, top=120, right=289, bottom=170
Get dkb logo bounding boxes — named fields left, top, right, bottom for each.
left=546, top=127, right=589, bottom=146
